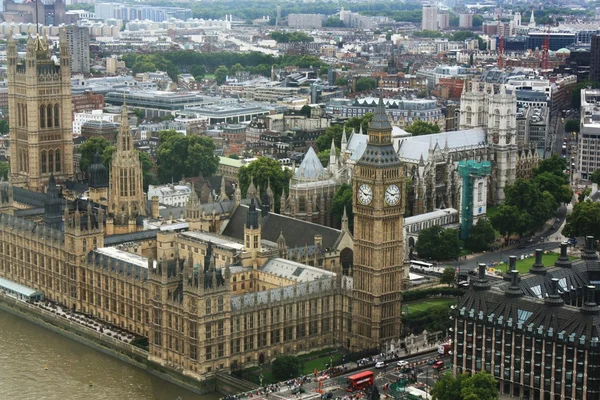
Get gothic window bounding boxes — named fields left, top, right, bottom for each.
left=40, top=106, right=45, bottom=128
left=24, top=104, right=27, bottom=127
left=48, top=151, right=54, bottom=173
left=477, top=107, right=483, bottom=125
left=46, top=104, right=53, bottom=128
left=206, top=299, right=211, bottom=315
left=494, top=109, right=500, bottom=128
left=17, top=104, right=21, bottom=127
left=55, top=150, right=61, bottom=172
left=54, top=104, right=60, bottom=128
left=41, top=151, right=47, bottom=174
left=218, top=296, right=223, bottom=312
left=478, top=182, right=483, bottom=202
left=465, top=106, right=472, bottom=125
left=298, top=196, right=306, bottom=212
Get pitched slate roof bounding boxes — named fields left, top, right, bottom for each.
left=221, top=204, right=342, bottom=250
left=104, top=229, right=158, bottom=246
left=13, top=187, right=49, bottom=208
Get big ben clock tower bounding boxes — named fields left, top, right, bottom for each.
left=352, top=96, right=404, bottom=351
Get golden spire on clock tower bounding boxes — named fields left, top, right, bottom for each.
left=351, top=93, right=405, bottom=351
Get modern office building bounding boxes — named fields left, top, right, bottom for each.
left=589, top=36, right=600, bottom=82
left=422, top=4, right=438, bottom=31
left=452, top=242, right=600, bottom=399
left=577, top=89, right=600, bottom=179
left=65, top=25, right=90, bottom=73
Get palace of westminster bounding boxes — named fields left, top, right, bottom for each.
left=10, top=30, right=600, bottom=400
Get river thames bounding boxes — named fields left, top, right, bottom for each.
left=0, top=308, right=220, bottom=400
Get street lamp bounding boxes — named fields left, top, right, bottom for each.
left=260, top=374, right=264, bottom=388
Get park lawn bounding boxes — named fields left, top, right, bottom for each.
left=494, top=252, right=577, bottom=274
left=300, top=353, right=343, bottom=375
left=405, top=298, right=456, bottom=313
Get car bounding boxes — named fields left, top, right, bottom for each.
left=397, top=360, right=409, bottom=367
left=433, top=360, right=445, bottom=370
left=322, top=393, right=333, bottom=400
left=375, top=361, right=386, bottom=369
left=556, top=219, right=561, bottom=223
left=291, top=387, right=306, bottom=395
left=427, top=359, right=436, bottom=365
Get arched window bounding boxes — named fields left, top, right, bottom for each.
left=465, top=106, right=472, bottom=125
left=46, top=104, right=53, bottom=128
left=55, top=150, right=61, bottom=172
left=39, top=106, right=45, bottom=128
left=494, top=109, right=500, bottom=128
left=206, top=298, right=211, bottom=315
left=48, top=151, right=54, bottom=173
left=477, top=182, right=483, bottom=202
left=17, top=104, right=21, bottom=127
left=477, top=106, right=483, bottom=125
left=41, top=151, right=47, bottom=173
left=54, top=104, right=59, bottom=128
left=218, top=296, right=223, bottom=312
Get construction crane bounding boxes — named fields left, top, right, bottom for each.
left=497, top=16, right=504, bottom=70
left=541, top=21, right=551, bottom=73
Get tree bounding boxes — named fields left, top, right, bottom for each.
left=461, top=371, right=499, bottom=400
left=431, top=372, right=468, bottom=400
left=534, top=171, right=573, bottom=205
left=563, top=201, right=600, bottom=239
left=431, top=371, right=498, bottom=400
left=323, top=17, right=344, bottom=27
left=331, top=184, right=353, bottom=231
left=354, top=77, right=377, bottom=92
left=0, top=119, right=8, bottom=134
left=0, top=161, right=9, bottom=180
left=565, top=119, right=580, bottom=133
left=317, top=149, right=331, bottom=167
left=415, top=226, right=461, bottom=261
left=335, top=77, right=349, bottom=86
left=346, top=113, right=374, bottom=134
left=190, top=65, right=206, bottom=80
left=315, top=124, right=344, bottom=152
left=450, top=30, right=478, bottom=41
left=504, top=179, right=557, bottom=232
left=467, top=218, right=496, bottom=252
left=299, top=105, right=312, bottom=117
left=591, top=170, right=600, bottom=185
left=534, top=153, right=568, bottom=177
left=138, top=151, right=156, bottom=191
left=157, top=130, right=219, bottom=183
left=271, top=355, right=300, bottom=381
left=238, top=157, right=293, bottom=212
left=440, top=268, right=456, bottom=286
left=229, top=63, right=244, bottom=76
left=214, top=65, right=229, bottom=85
left=472, top=14, right=484, bottom=27
left=490, top=204, right=530, bottom=241
left=78, top=137, right=111, bottom=173
left=405, top=120, right=441, bottom=136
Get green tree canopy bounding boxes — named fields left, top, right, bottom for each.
left=270, top=31, right=314, bottom=43
left=299, top=105, right=312, bottom=117
left=563, top=201, right=600, bottom=239
left=533, top=171, right=573, bottom=205
left=440, top=267, right=456, bottom=285
left=335, top=77, right=349, bottom=86
left=331, top=183, right=353, bottom=231
left=450, top=30, right=478, bottom=41
left=156, top=130, right=218, bottom=183
left=271, top=355, right=301, bottom=381
left=315, top=124, right=344, bottom=152
left=565, top=119, right=580, bottom=133
left=415, top=226, right=461, bottom=261
left=431, top=371, right=498, bottom=400
left=405, top=120, right=441, bottom=136
left=590, top=170, right=600, bottom=185
left=467, top=218, right=496, bottom=252
left=0, top=119, right=8, bottom=134
left=503, top=178, right=557, bottom=232
left=214, top=65, right=229, bottom=85
left=324, top=17, right=345, bottom=27
left=413, top=30, right=443, bottom=38
left=354, top=77, right=377, bottom=92
left=345, top=112, right=374, bottom=134
left=534, top=153, right=568, bottom=177
left=0, top=161, right=9, bottom=180
left=238, top=157, right=292, bottom=212
left=78, top=137, right=111, bottom=173
left=489, top=204, right=530, bottom=240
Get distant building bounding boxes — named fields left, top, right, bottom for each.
left=287, top=13, right=325, bottom=29
left=577, top=89, right=600, bottom=179
left=590, top=36, right=600, bottom=82
left=437, top=12, right=449, bottom=30
left=65, top=25, right=90, bottom=73
left=422, top=4, right=438, bottom=31
left=147, top=183, right=192, bottom=207
left=459, top=13, right=473, bottom=29
left=80, top=120, right=119, bottom=142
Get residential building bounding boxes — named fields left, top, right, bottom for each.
left=577, top=89, right=600, bottom=179
left=422, top=4, right=438, bottom=31
left=65, top=25, right=90, bottom=73
left=459, top=13, right=473, bottom=29
left=287, top=14, right=325, bottom=29
left=437, top=13, right=450, bottom=30
left=147, top=183, right=192, bottom=207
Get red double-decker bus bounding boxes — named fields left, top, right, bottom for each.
left=346, top=371, right=374, bottom=392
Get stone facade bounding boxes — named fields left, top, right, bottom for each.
left=8, top=31, right=74, bottom=192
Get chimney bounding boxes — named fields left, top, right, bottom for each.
left=505, top=270, right=523, bottom=298
left=581, top=285, right=599, bottom=315
left=472, top=263, right=491, bottom=291
left=529, top=249, right=546, bottom=275
left=545, top=278, right=564, bottom=307
left=582, top=236, right=598, bottom=261
left=554, top=242, right=572, bottom=268
left=504, top=255, right=517, bottom=281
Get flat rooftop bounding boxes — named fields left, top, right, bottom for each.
left=181, top=231, right=245, bottom=252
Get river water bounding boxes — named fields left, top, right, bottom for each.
left=0, top=308, right=219, bottom=400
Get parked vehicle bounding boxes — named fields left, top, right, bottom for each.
left=375, top=361, right=386, bottom=369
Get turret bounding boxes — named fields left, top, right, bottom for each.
left=246, top=176, right=257, bottom=200
left=220, top=176, right=227, bottom=200
left=328, top=138, right=338, bottom=175
left=341, top=206, right=349, bottom=231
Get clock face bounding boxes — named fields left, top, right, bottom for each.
left=357, top=184, right=373, bottom=205
left=385, top=184, right=401, bottom=206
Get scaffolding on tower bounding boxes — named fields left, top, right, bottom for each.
left=497, top=16, right=504, bottom=70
